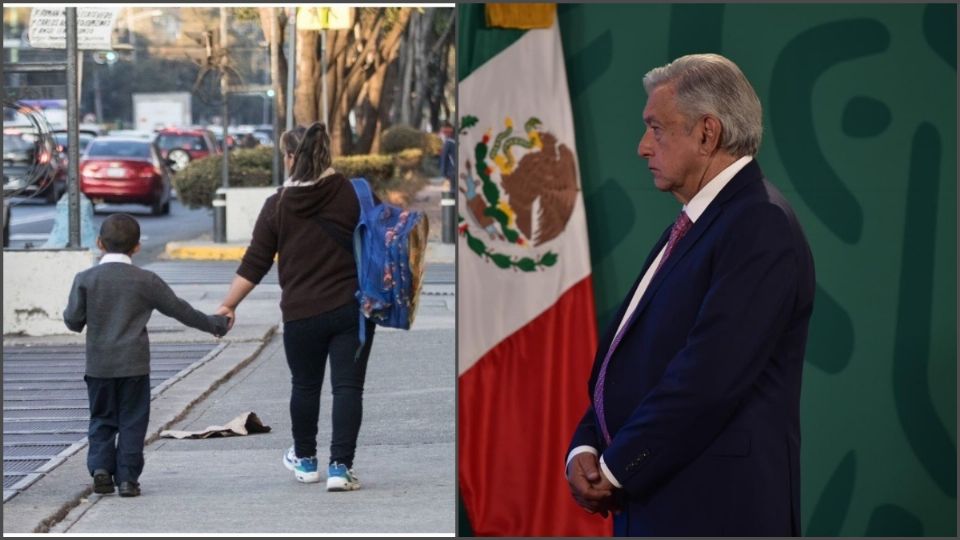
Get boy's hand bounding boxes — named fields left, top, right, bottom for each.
left=209, top=314, right=231, bottom=338
left=216, top=305, right=236, bottom=331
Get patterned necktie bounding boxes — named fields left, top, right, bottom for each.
left=593, top=210, right=693, bottom=444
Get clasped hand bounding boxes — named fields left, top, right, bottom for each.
left=216, top=305, right=236, bottom=332
left=566, top=452, right=621, bottom=518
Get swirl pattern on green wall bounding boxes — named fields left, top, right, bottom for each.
left=770, top=19, right=889, bottom=245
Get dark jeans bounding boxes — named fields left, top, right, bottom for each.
left=84, top=374, right=151, bottom=484
left=283, top=302, right=375, bottom=468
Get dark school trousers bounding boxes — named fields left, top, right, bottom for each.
left=84, top=374, right=151, bottom=483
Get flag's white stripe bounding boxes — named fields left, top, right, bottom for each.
left=458, top=21, right=592, bottom=374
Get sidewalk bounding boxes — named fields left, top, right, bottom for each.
left=2, top=260, right=455, bottom=534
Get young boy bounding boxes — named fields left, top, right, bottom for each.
left=63, top=213, right=230, bottom=497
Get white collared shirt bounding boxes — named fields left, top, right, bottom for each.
left=283, top=167, right=337, bottom=187
left=567, top=155, right=753, bottom=488
left=99, top=253, right=132, bottom=265
left=612, top=155, right=752, bottom=337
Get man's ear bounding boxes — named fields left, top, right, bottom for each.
left=701, top=115, right=722, bottom=154
left=131, top=242, right=141, bottom=256
left=96, top=237, right=105, bottom=251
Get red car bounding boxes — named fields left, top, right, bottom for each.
left=80, top=137, right=173, bottom=215
left=154, top=127, right=219, bottom=172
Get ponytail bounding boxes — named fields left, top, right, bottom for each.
left=279, top=125, right=306, bottom=157
left=289, top=121, right=332, bottom=182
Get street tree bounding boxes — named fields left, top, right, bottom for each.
left=396, top=8, right=455, bottom=132
left=296, top=7, right=411, bottom=155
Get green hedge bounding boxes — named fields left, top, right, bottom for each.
left=174, top=147, right=424, bottom=209
left=335, top=154, right=394, bottom=186
left=173, top=147, right=272, bottom=209
left=380, top=124, right=424, bottom=154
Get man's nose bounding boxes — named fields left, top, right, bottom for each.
left=637, top=131, right=653, bottom=159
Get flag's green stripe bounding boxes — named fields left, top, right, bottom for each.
left=458, top=3, right=527, bottom=82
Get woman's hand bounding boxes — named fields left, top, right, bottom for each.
left=218, top=274, right=257, bottom=332
left=216, top=305, right=236, bottom=331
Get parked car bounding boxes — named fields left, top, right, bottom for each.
left=3, top=128, right=63, bottom=204
left=253, top=125, right=275, bottom=146
left=53, top=129, right=98, bottom=156
left=205, top=125, right=238, bottom=152
left=154, top=127, right=219, bottom=172
left=80, top=137, right=174, bottom=215
left=106, top=129, right=155, bottom=140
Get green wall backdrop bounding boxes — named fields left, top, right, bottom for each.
left=549, top=3, right=956, bottom=536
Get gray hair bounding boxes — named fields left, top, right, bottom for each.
left=643, top=53, right=762, bottom=157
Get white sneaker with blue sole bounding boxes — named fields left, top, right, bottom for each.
left=327, top=461, right=360, bottom=491
left=283, top=447, right=320, bottom=483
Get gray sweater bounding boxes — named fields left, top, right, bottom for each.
left=63, top=261, right=228, bottom=378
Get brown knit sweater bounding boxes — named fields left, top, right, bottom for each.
left=236, top=173, right=360, bottom=322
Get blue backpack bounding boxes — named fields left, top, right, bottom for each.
left=349, top=178, right=429, bottom=352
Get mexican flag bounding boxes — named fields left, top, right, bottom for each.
left=457, top=5, right=610, bottom=536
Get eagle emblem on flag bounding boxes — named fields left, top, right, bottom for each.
left=458, top=114, right=580, bottom=272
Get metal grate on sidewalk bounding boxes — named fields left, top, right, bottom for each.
left=2, top=342, right=222, bottom=501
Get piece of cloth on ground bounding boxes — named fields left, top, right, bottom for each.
left=159, top=411, right=271, bottom=439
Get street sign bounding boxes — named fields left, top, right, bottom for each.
left=296, top=6, right=353, bottom=30
left=27, top=7, right=120, bottom=50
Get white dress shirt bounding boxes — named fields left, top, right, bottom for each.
left=100, top=253, right=132, bottom=265
left=567, top=155, right=753, bottom=488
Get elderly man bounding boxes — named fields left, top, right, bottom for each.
left=566, top=53, right=815, bottom=536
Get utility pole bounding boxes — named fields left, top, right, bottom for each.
left=93, top=67, right=103, bottom=123
left=221, top=7, right=230, bottom=191
left=66, top=7, right=81, bottom=248
left=214, top=7, right=230, bottom=243
left=284, top=7, right=297, bottom=179
left=270, top=8, right=281, bottom=185
left=285, top=7, right=296, bottom=133
left=320, top=30, right=328, bottom=127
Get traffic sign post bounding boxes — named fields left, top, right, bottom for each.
left=65, top=7, right=81, bottom=248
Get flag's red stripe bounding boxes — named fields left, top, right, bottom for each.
left=459, top=276, right=613, bottom=536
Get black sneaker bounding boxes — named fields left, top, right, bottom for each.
left=118, top=481, right=141, bottom=497
left=92, top=469, right=114, bottom=494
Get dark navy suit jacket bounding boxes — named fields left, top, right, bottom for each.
left=569, top=160, right=815, bottom=536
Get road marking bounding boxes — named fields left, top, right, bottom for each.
left=9, top=212, right=58, bottom=227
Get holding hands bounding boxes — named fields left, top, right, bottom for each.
left=216, top=305, right=236, bottom=332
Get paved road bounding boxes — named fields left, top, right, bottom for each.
left=6, top=196, right=213, bottom=263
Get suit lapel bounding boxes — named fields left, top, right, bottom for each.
left=613, top=160, right=765, bottom=342
left=590, top=224, right=671, bottom=386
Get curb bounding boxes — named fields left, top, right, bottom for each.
left=164, top=241, right=248, bottom=261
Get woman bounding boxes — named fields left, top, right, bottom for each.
left=216, top=122, right=375, bottom=490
